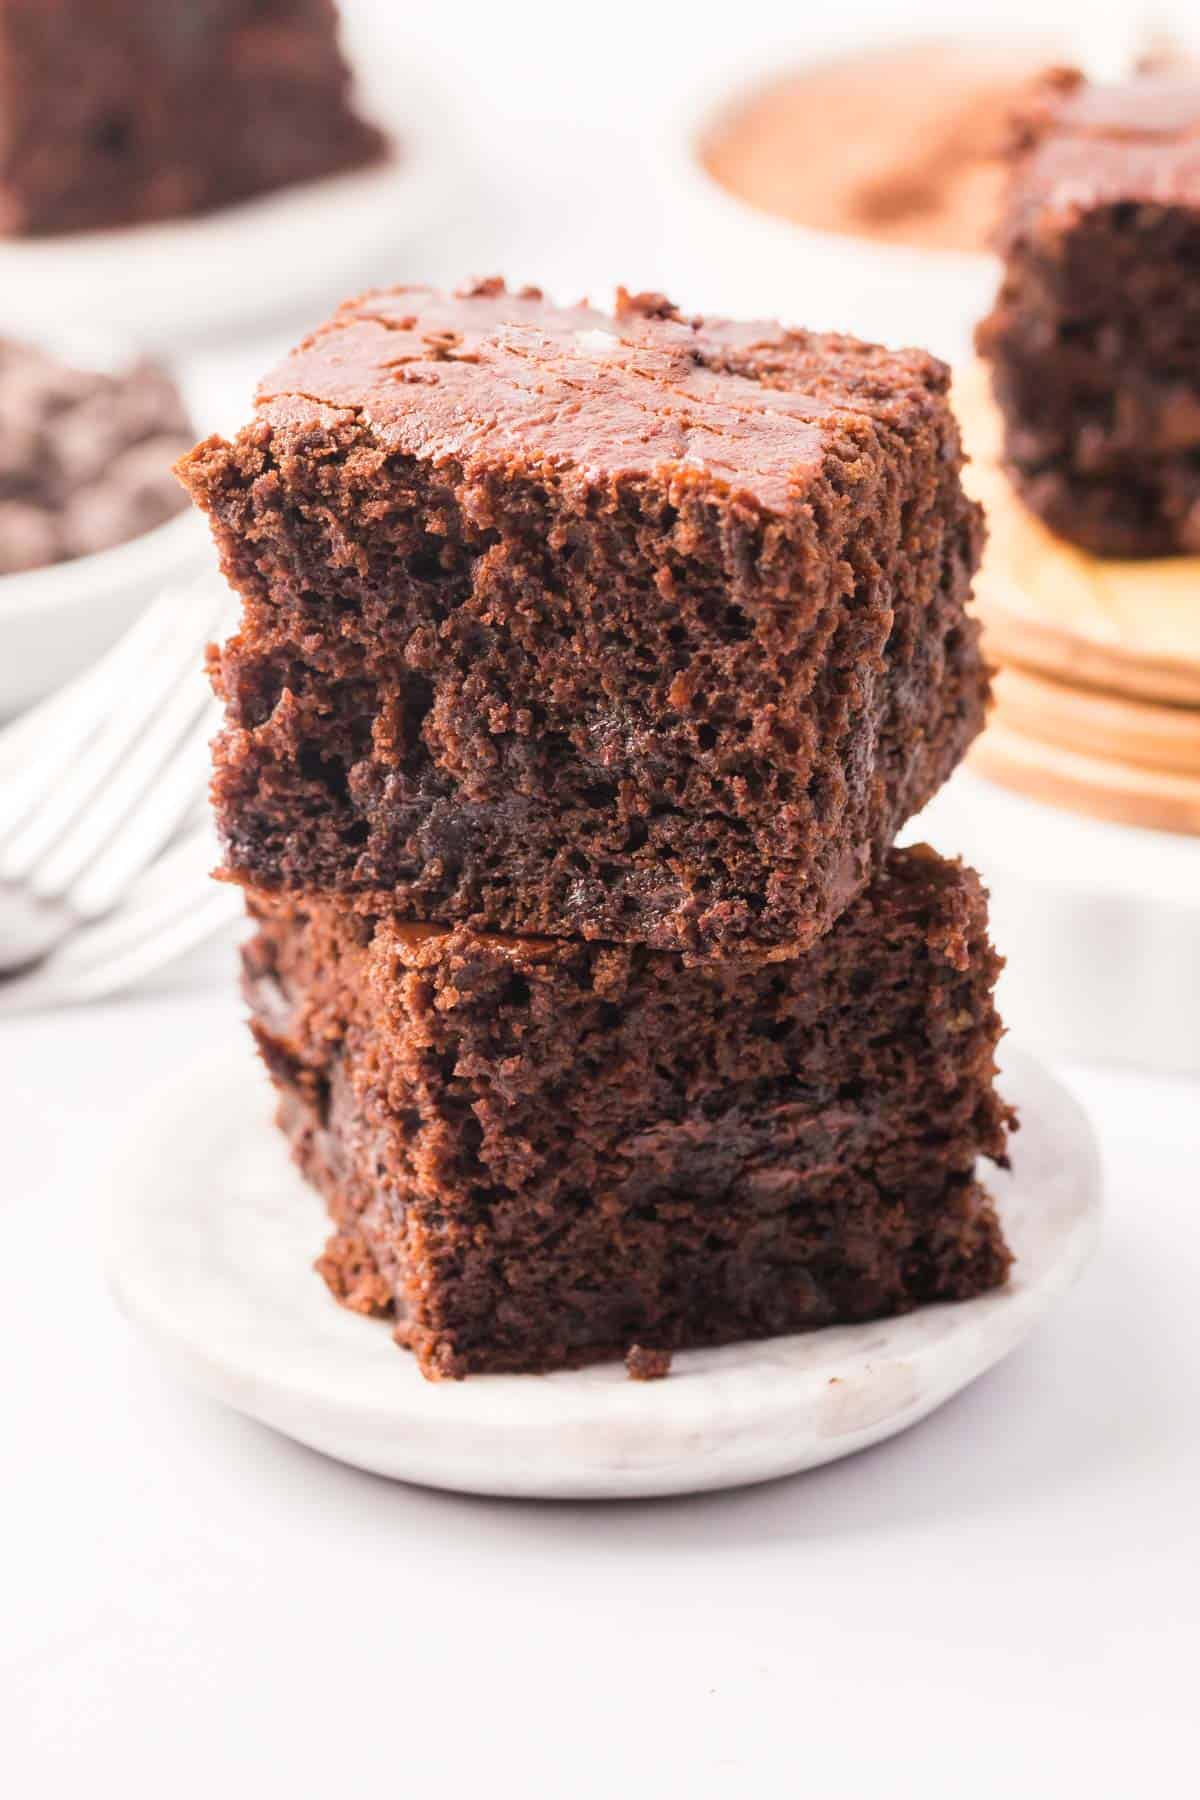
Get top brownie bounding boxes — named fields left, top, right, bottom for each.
left=180, top=280, right=987, bottom=960
left=977, top=71, right=1200, bottom=556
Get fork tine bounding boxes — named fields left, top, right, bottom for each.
left=0, top=623, right=177, bottom=847
left=0, top=568, right=241, bottom=1009
left=28, top=824, right=230, bottom=969
left=0, top=577, right=229, bottom=849
left=0, top=886, right=240, bottom=1015
left=0, top=584, right=227, bottom=881
left=34, top=685, right=216, bottom=907
left=61, top=702, right=219, bottom=914
left=120, top=815, right=220, bottom=903
left=0, top=586, right=174, bottom=763
left=0, top=576, right=201, bottom=789
left=51, top=870, right=227, bottom=971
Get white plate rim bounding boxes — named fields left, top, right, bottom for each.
left=106, top=1042, right=1101, bottom=1499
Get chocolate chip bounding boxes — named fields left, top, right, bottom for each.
left=0, top=337, right=193, bottom=574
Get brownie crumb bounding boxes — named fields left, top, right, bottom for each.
left=314, top=1228, right=392, bottom=1319
left=625, top=1345, right=674, bottom=1382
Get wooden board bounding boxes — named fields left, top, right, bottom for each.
left=970, top=720, right=1200, bottom=837
left=991, top=664, right=1200, bottom=777
left=954, top=364, right=1200, bottom=708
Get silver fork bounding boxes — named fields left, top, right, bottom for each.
left=0, top=576, right=241, bottom=1008
left=0, top=818, right=242, bottom=1015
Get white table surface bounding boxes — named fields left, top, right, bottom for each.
left=5, top=0, right=1198, bottom=1789
left=2, top=961, right=1196, bottom=1795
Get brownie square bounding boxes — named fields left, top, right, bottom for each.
left=243, top=846, right=1014, bottom=1380
left=977, top=70, right=1200, bottom=557
left=181, top=280, right=989, bottom=960
left=0, top=1, right=385, bottom=236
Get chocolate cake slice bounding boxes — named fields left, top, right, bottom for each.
left=977, top=69, right=1200, bottom=557
left=0, top=1, right=385, bottom=237
left=244, top=845, right=1014, bottom=1380
left=181, top=280, right=989, bottom=961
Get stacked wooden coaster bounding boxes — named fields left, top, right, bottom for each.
left=955, top=363, right=1200, bottom=838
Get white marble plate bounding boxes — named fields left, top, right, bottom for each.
left=107, top=1045, right=1100, bottom=1499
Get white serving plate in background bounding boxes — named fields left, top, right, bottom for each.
left=0, top=57, right=456, bottom=351
left=913, top=772, right=1200, bottom=1078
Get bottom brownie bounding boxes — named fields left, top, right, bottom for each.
left=243, top=847, right=1015, bottom=1379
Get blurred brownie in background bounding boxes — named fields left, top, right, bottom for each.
left=978, top=70, right=1200, bottom=557
left=0, top=0, right=385, bottom=236
left=0, top=337, right=192, bottom=572
left=244, top=846, right=1014, bottom=1379
left=180, top=280, right=989, bottom=962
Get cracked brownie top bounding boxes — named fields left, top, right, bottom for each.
left=250, top=278, right=956, bottom=516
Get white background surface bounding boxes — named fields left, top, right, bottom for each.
left=3, top=0, right=1198, bottom=1792
left=4, top=985, right=1196, bottom=1795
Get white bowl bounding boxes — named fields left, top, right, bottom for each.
left=658, top=31, right=1058, bottom=359
left=0, top=507, right=209, bottom=719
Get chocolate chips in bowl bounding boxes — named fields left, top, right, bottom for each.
left=0, top=336, right=205, bottom=716
left=0, top=336, right=195, bottom=574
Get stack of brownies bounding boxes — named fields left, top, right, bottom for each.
left=179, top=280, right=1015, bottom=1380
